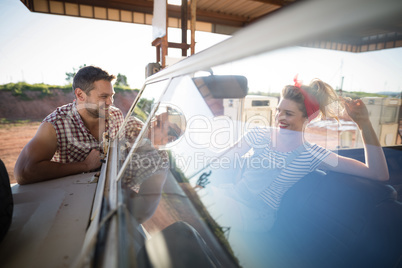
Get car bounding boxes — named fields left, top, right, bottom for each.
left=1, top=0, right=402, bottom=267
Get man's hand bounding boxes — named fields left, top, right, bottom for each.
left=83, top=149, right=102, bottom=171
left=15, top=123, right=104, bottom=185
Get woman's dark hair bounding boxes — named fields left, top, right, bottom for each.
left=73, top=66, right=116, bottom=95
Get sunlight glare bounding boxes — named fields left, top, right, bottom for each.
left=168, top=0, right=182, bottom=6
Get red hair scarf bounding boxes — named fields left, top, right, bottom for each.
left=294, top=76, right=320, bottom=121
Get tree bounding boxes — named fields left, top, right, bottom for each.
left=115, top=73, right=128, bottom=87
left=65, top=64, right=87, bottom=84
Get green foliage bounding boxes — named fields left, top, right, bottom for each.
left=115, top=73, right=128, bottom=87
left=0, top=118, right=34, bottom=128
left=11, top=82, right=23, bottom=95
left=114, top=85, right=139, bottom=93
left=65, top=64, right=87, bottom=84
left=0, top=82, right=137, bottom=96
left=50, top=84, right=73, bottom=93
left=0, top=82, right=24, bottom=95
left=0, top=82, right=51, bottom=96
left=29, top=83, right=50, bottom=94
left=0, top=82, right=138, bottom=102
left=339, top=90, right=388, bottom=99
left=0, top=118, right=31, bottom=124
left=0, top=82, right=73, bottom=98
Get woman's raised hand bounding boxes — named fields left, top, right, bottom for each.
left=341, top=97, right=370, bottom=127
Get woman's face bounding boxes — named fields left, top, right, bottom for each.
left=275, top=98, right=307, bottom=132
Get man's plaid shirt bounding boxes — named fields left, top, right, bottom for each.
left=43, top=102, right=124, bottom=163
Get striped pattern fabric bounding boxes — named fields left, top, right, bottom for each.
left=43, top=102, right=124, bottom=163
left=244, top=127, right=330, bottom=210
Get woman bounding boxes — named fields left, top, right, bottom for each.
left=212, top=78, right=389, bottom=232
left=275, top=78, right=389, bottom=181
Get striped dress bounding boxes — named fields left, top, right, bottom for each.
left=241, top=127, right=330, bottom=210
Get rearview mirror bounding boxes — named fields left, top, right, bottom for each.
left=193, top=75, right=248, bottom=99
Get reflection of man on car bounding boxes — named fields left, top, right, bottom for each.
left=120, top=105, right=185, bottom=223
left=210, top=78, right=389, bottom=232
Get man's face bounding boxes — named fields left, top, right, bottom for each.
left=84, top=80, right=115, bottom=118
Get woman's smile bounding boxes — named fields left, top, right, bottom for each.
left=275, top=98, right=307, bottom=132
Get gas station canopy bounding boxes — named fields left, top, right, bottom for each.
left=20, top=0, right=295, bottom=35
left=20, top=0, right=402, bottom=59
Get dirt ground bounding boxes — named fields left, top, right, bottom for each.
left=0, top=122, right=41, bottom=184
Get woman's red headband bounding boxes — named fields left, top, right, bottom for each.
left=293, top=76, right=320, bottom=121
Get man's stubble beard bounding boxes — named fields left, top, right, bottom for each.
left=85, top=102, right=108, bottom=119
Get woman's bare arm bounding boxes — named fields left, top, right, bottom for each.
left=319, top=98, right=389, bottom=181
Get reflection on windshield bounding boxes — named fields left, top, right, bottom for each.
left=117, top=80, right=168, bottom=172
left=119, top=104, right=186, bottom=224
left=179, top=47, right=400, bottom=265
left=117, top=46, right=401, bottom=268
left=120, top=104, right=186, bottom=190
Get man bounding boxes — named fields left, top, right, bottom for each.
left=14, top=66, right=124, bottom=184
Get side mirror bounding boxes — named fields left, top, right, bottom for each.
left=148, top=104, right=186, bottom=147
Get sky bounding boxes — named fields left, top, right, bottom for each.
left=0, top=0, right=228, bottom=89
left=1, top=0, right=402, bottom=93
left=212, top=45, right=402, bottom=94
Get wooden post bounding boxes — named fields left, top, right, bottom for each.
left=163, top=0, right=168, bottom=68
left=181, top=0, right=188, bottom=57
left=190, top=0, right=197, bottom=55
left=161, top=35, right=168, bottom=68
left=153, top=0, right=192, bottom=67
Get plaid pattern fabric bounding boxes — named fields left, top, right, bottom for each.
left=118, top=116, right=146, bottom=161
left=43, top=102, right=124, bottom=163
left=119, top=117, right=171, bottom=193
left=120, top=116, right=144, bottom=144
left=122, top=139, right=169, bottom=193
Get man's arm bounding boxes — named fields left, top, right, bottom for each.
left=14, top=122, right=102, bottom=185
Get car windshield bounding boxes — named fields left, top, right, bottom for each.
left=116, top=45, right=402, bottom=267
